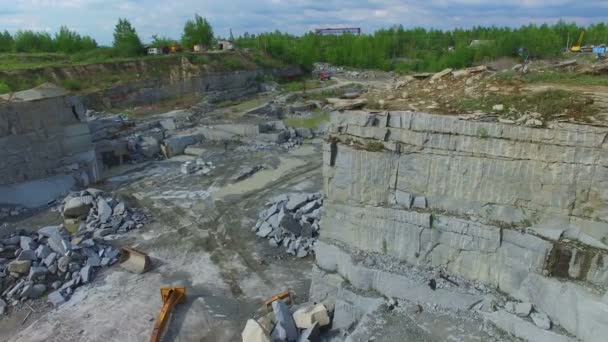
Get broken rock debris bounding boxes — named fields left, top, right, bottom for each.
left=253, top=193, right=323, bottom=258
left=0, top=188, right=149, bottom=314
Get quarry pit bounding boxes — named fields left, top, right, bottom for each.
left=1, top=59, right=608, bottom=342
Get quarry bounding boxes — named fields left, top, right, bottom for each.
left=1, top=53, right=608, bottom=342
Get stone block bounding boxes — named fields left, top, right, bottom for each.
left=241, top=319, right=270, bottom=342
left=292, top=303, right=330, bottom=329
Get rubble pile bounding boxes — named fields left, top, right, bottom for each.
left=242, top=301, right=331, bottom=342
left=0, top=189, right=150, bottom=313
left=252, top=193, right=323, bottom=258
left=60, top=188, right=150, bottom=236
left=181, top=159, right=215, bottom=176
left=0, top=226, right=121, bottom=311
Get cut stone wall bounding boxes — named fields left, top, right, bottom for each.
left=319, top=110, right=608, bottom=342
left=0, top=92, right=98, bottom=207
left=84, top=67, right=302, bottom=110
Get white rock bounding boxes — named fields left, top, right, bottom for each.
left=531, top=311, right=551, bottom=330
left=97, top=199, right=112, bottom=223
left=515, top=302, right=532, bottom=317
left=293, top=303, right=330, bottom=329
left=492, top=104, right=504, bottom=111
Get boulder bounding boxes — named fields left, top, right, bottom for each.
left=515, top=302, right=533, bottom=317
left=20, top=236, right=35, bottom=251
left=431, top=68, right=453, bottom=80
left=326, top=98, right=367, bottom=111
left=97, top=199, right=112, bottom=223
left=286, top=194, right=309, bottom=211
left=293, top=303, right=330, bottom=329
left=531, top=311, right=551, bottom=330
left=17, top=250, right=37, bottom=261
left=35, top=245, right=52, bottom=259
left=29, top=266, right=49, bottom=280
left=241, top=319, right=270, bottom=342
left=8, top=260, right=31, bottom=274
left=297, top=321, right=320, bottom=342
left=272, top=300, right=299, bottom=342
left=139, top=136, right=160, bottom=158
left=22, top=284, right=46, bottom=299
left=63, top=196, right=93, bottom=218
left=295, top=128, right=313, bottom=139
left=48, top=291, right=66, bottom=307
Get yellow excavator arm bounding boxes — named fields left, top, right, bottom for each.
left=571, top=31, right=585, bottom=52
left=150, top=287, right=186, bottom=342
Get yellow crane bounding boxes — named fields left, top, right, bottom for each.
left=571, top=31, right=585, bottom=52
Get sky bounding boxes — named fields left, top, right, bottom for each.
left=1, top=0, right=608, bottom=45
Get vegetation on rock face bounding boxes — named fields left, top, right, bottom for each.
left=235, top=21, right=608, bottom=72
left=181, top=14, right=214, bottom=50
left=113, top=18, right=144, bottom=57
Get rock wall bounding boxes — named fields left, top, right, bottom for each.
left=0, top=91, right=98, bottom=207
left=319, top=110, right=608, bottom=342
left=84, top=66, right=302, bottom=110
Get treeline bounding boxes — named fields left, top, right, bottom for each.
left=0, top=27, right=97, bottom=53
left=0, top=14, right=214, bottom=58
left=236, top=21, right=608, bottom=72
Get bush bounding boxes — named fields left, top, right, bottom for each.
left=62, top=79, right=82, bottom=91
left=222, top=56, right=245, bottom=70
left=0, top=81, right=10, bottom=94
left=190, top=54, right=209, bottom=65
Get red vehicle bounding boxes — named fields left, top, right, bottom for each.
left=319, top=72, right=332, bottom=81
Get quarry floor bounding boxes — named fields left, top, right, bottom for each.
left=2, top=141, right=323, bottom=342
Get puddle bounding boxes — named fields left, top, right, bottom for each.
left=215, top=156, right=307, bottom=198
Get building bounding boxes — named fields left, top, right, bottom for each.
left=217, top=40, right=234, bottom=51
left=147, top=47, right=162, bottom=55
left=315, top=28, right=361, bottom=36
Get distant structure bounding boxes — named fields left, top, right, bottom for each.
left=217, top=40, right=234, bottom=51
left=315, top=28, right=361, bottom=36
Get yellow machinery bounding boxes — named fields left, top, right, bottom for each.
left=264, top=289, right=293, bottom=311
left=571, top=31, right=585, bottom=52
left=150, top=287, right=186, bottom=342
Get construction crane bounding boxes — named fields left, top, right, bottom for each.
left=570, top=31, right=585, bottom=52
left=150, top=287, right=186, bottom=342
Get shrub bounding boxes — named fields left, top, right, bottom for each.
left=62, top=79, right=82, bottom=91
left=0, top=81, right=10, bottom=94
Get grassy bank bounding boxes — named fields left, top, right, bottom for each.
left=0, top=50, right=284, bottom=94
left=453, top=89, right=597, bottom=122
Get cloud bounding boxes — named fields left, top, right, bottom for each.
left=0, top=0, right=607, bottom=44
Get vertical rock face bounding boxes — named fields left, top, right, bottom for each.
left=0, top=85, right=99, bottom=207
left=319, top=110, right=608, bottom=342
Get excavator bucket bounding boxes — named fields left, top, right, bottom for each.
left=119, top=247, right=152, bottom=274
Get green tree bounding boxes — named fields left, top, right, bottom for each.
left=55, top=26, right=97, bottom=53
left=13, top=30, right=54, bottom=52
left=0, top=30, right=14, bottom=52
left=150, top=34, right=176, bottom=48
left=113, top=18, right=144, bottom=57
left=181, top=14, right=214, bottom=49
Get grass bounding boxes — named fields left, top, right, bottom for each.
left=453, top=89, right=598, bottom=122
left=284, top=111, right=330, bottom=129
left=282, top=79, right=338, bottom=93
left=365, top=141, right=385, bottom=152
left=497, top=70, right=608, bottom=87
